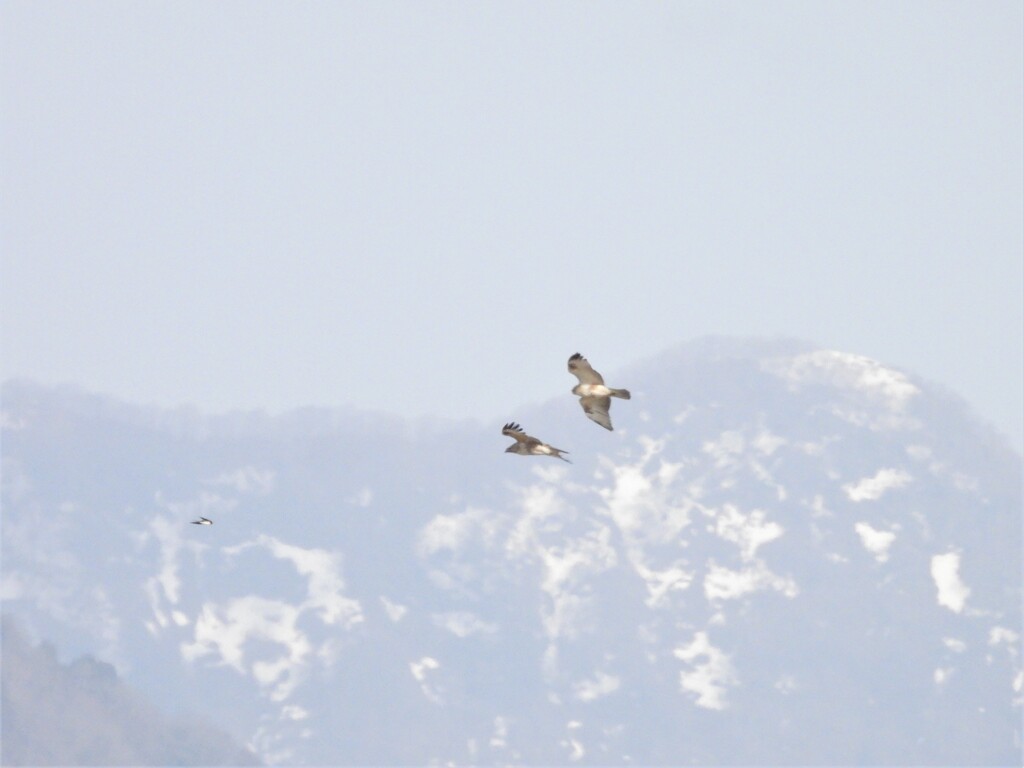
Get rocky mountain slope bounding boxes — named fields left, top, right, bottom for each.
left=1, top=618, right=260, bottom=765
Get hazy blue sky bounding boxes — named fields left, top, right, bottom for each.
left=2, top=2, right=1021, bottom=451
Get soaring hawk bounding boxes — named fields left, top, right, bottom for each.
left=567, top=353, right=631, bottom=430
left=502, top=422, right=571, bottom=462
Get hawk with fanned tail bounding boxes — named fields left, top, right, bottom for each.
left=567, top=352, right=631, bottom=430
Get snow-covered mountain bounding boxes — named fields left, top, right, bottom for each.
left=2, top=338, right=1020, bottom=765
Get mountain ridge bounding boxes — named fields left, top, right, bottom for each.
left=1, top=616, right=261, bottom=766
left=2, top=337, right=1020, bottom=765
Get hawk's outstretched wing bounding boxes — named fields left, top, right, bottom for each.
left=502, top=422, right=539, bottom=446
left=579, top=396, right=613, bottom=430
left=567, top=353, right=605, bottom=385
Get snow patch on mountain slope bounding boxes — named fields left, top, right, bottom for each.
left=905, top=445, right=981, bottom=492
left=710, top=504, right=783, bottom=561
left=703, top=561, right=798, bottom=602
left=762, top=350, right=919, bottom=409
left=141, top=516, right=188, bottom=631
left=854, top=522, right=897, bottom=562
left=597, top=438, right=693, bottom=542
left=989, top=627, right=1020, bottom=647
left=943, top=637, right=967, bottom=653
left=632, top=560, right=694, bottom=609
left=380, top=596, right=407, bottom=622
left=931, top=552, right=971, bottom=613
left=762, top=350, right=921, bottom=430
left=596, top=438, right=696, bottom=610
left=574, top=670, right=621, bottom=702
left=674, top=631, right=737, bottom=710
left=537, top=524, right=617, bottom=642
left=183, top=595, right=310, bottom=699
left=180, top=535, right=362, bottom=701
left=410, top=656, right=443, bottom=704
left=702, top=431, right=746, bottom=470
left=140, top=492, right=241, bottom=635
left=433, top=611, right=497, bottom=637
left=226, top=535, right=363, bottom=627
left=844, top=468, right=913, bottom=501
left=561, top=719, right=586, bottom=761
left=418, top=507, right=498, bottom=556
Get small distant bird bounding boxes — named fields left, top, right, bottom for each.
left=191, top=517, right=213, bottom=526
left=502, top=422, right=571, bottom=462
left=567, top=353, right=631, bottom=431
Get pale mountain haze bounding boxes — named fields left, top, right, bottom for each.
left=1, top=338, right=1019, bottom=765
